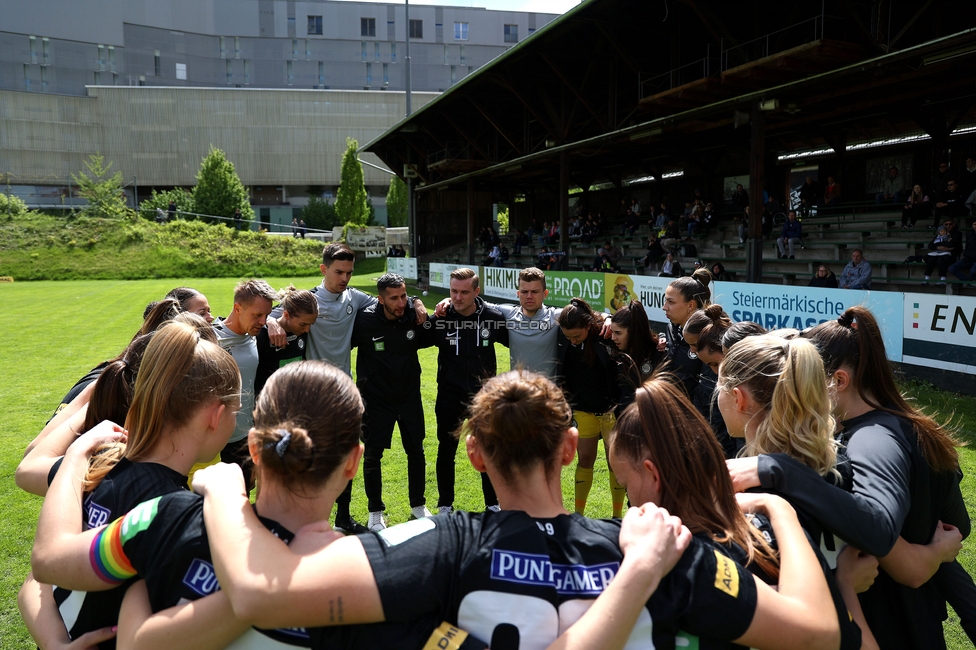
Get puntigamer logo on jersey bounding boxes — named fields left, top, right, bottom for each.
left=490, top=550, right=618, bottom=595
left=183, top=558, right=221, bottom=596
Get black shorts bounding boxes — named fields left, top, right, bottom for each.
left=361, top=393, right=425, bottom=451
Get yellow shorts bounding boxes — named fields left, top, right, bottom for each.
left=573, top=410, right=616, bottom=440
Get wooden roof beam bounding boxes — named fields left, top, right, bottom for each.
left=468, top=100, right=522, bottom=156
left=539, top=53, right=608, bottom=130
left=442, top=114, right=492, bottom=162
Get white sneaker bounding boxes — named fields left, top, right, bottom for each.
left=410, top=505, right=433, bottom=520
left=486, top=505, right=501, bottom=513
left=367, top=511, right=387, bottom=532
left=438, top=506, right=454, bottom=515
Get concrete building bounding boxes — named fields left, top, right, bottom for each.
left=0, top=0, right=557, bottom=222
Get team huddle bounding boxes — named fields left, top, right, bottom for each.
left=15, top=242, right=975, bottom=649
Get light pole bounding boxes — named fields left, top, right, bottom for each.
left=405, top=0, right=417, bottom=258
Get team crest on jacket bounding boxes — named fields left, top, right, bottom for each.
left=346, top=304, right=354, bottom=314
left=298, top=339, right=305, bottom=350
left=406, top=330, right=416, bottom=340
left=481, top=328, right=490, bottom=339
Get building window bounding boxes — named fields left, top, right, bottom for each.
left=220, top=36, right=228, bottom=57
left=391, top=42, right=396, bottom=62
left=226, top=59, right=232, bottom=84
left=460, top=45, right=465, bottom=64
left=29, top=36, right=37, bottom=63
left=383, top=62, right=389, bottom=85
left=154, top=50, right=161, bottom=76
left=450, top=64, right=457, bottom=84
left=308, top=15, right=323, bottom=35
left=175, top=62, right=186, bottom=80
left=528, top=27, right=536, bottom=34
left=374, top=42, right=380, bottom=61
left=443, top=45, right=448, bottom=65
left=42, top=37, right=50, bottom=64
left=409, top=19, right=423, bottom=39
left=361, top=17, right=376, bottom=37
left=287, top=60, right=293, bottom=85
left=97, top=44, right=105, bottom=71
left=24, top=64, right=31, bottom=89
left=305, top=39, right=311, bottom=60
left=436, top=22, right=444, bottom=40
left=318, top=61, right=324, bottom=86
left=244, top=59, right=250, bottom=84
left=292, top=39, right=299, bottom=59
left=387, top=20, right=395, bottom=39
left=234, top=36, right=241, bottom=59
left=108, top=46, right=115, bottom=71
left=40, top=65, right=47, bottom=90
left=504, top=24, right=518, bottom=43
left=365, top=62, right=372, bottom=87
left=362, top=41, right=367, bottom=61
left=138, top=75, right=145, bottom=86
left=454, top=22, right=468, bottom=41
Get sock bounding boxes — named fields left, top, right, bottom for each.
left=574, top=467, right=594, bottom=515
left=609, top=470, right=627, bottom=518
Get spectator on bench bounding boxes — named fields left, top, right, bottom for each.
left=838, top=249, right=872, bottom=290
left=798, top=176, right=821, bottom=216
left=823, top=176, right=842, bottom=207
left=659, top=252, right=683, bottom=278
left=642, top=235, right=665, bottom=272
left=776, top=210, right=802, bottom=259
left=924, top=219, right=962, bottom=285
left=810, top=264, right=838, bottom=288
left=933, top=179, right=968, bottom=229
left=901, top=185, right=931, bottom=229
left=876, top=166, right=905, bottom=205
left=949, top=220, right=976, bottom=284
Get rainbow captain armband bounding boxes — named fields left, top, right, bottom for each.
left=89, top=496, right=161, bottom=584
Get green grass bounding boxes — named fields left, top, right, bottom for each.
left=1, top=267, right=974, bottom=648
left=0, top=212, right=325, bottom=280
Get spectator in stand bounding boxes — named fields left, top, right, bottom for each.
left=500, top=244, right=510, bottom=263
left=961, top=157, right=976, bottom=199
left=620, top=209, right=639, bottom=237
left=776, top=210, right=803, bottom=259
left=486, top=244, right=502, bottom=267
left=655, top=202, right=669, bottom=229
left=631, top=198, right=641, bottom=217
left=901, top=184, right=930, bottom=229
left=924, top=220, right=962, bottom=285
left=686, top=204, right=702, bottom=237
left=596, top=211, right=608, bottom=233
left=537, top=222, right=550, bottom=245
left=546, top=221, right=560, bottom=245
left=512, top=229, right=528, bottom=254
left=933, top=179, right=968, bottom=228
left=659, top=252, right=683, bottom=278
left=604, top=241, right=622, bottom=272
left=489, top=227, right=500, bottom=248
left=660, top=218, right=680, bottom=251
left=581, top=217, right=597, bottom=244
left=710, top=262, right=732, bottom=281
left=838, top=249, right=872, bottom=290
left=736, top=206, right=749, bottom=244
left=809, top=264, right=838, bottom=288
left=823, top=176, right=842, bottom=207
left=298, top=219, right=307, bottom=238
left=538, top=247, right=555, bottom=271
left=568, top=215, right=582, bottom=240
left=729, top=184, right=749, bottom=210
left=949, top=220, right=976, bottom=283
left=876, top=166, right=905, bottom=205
left=798, top=176, right=821, bottom=216
left=642, top=234, right=665, bottom=272
left=701, top=202, right=717, bottom=231
left=931, top=161, right=952, bottom=201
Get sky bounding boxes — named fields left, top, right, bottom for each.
left=331, top=0, right=582, bottom=14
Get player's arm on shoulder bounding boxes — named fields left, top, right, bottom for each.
left=26, top=381, right=96, bottom=457
left=353, top=287, right=378, bottom=310
left=734, top=493, right=839, bottom=650
left=548, top=505, right=691, bottom=650
left=197, top=463, right=383, bottom=629
left=18, top=572, right=117, bottom=650
left=879, top=524, right=962, bottom=589
left=32, top=422, right=128, bottom=591
left=266, top=316, right=287, bottom=348
left=17, top=406, right=89, bottom=496
left=117, top=579, right=249, bottom=650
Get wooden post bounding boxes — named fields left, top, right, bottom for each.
left=559, top=151, right=569, bottom=260
left=467, top=178, right=475, bottom=265
left=746, top=103, right=765, bottom=284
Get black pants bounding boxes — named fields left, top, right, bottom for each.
left=435, top=391, right=497, bottom=509
left=362, top=395, right=426, bottom=512
left=924, top=254, right=954, bottom=277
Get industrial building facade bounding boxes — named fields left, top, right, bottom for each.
left=0, top=0, right=556, bottom=217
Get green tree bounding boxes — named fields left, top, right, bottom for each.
left=193, top=146, right=253, bottom=226
left=386, top=176, right=408, bottom=227
left=0, top=192, right=29, bottom=218
left=301, top=195, right=339, bottom=232
left=139, top=188, right=194, bottom=220
left=496, top=205, right=510, bottom=235
left=72, top=153, right=132, bottom=220
left=335, top=138, right=369, bottom=227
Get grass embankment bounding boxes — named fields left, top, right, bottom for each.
left=0, top=212, right=324, bottom=280
left=0, top=272, right=973, bottom=647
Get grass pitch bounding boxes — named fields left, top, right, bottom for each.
left=1, top=266, right=974, bottom=648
